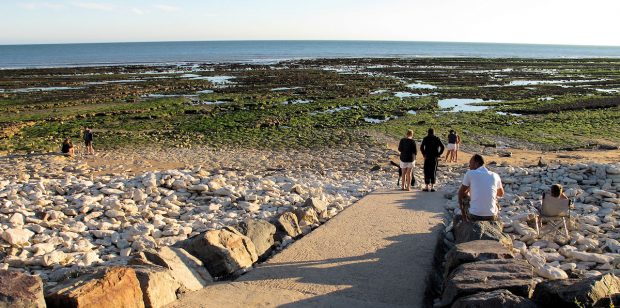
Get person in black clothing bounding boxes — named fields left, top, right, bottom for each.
left=420, top=128, right=445, bottom=192
left=83, top=128, right=94, bottom=155
left=61, top=138, right=74, bottom=157
left=398, top=130, right=417, bottom=191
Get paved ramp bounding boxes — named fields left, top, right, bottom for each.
left=169, top=190, right=446, bottom=308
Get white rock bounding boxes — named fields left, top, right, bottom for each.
left=1, top=228, right=34, bottom=246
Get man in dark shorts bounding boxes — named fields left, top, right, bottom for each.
left=420, top=128, right=444, bottom=192
left=83, top=128, right=94, bottom=155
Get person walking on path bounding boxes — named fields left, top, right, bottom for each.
left=445, top=130, right=457, bottom=163
left=398, top=130, right=417, bottom=191
left=420, top=128, right=444, bottom=192
left=458, top=154, right=504, bottom=221
left=83, top=128, right=95, bottom=155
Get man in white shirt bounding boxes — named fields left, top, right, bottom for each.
left=458, top=154, right=504, bottom=221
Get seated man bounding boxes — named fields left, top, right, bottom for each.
left=458, top=154, right=504, bottom=221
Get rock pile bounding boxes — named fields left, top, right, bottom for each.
left=0, top=146, right=406, bottom=307
left=437, top=161, right=620, bottom=307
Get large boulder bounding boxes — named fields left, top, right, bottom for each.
left=180, top=227, right=258, bottom=278
left=132, top=265, right=180, bottom=308
left=453, top=220, right=512, bottom=247
left=237, top=219, right=276, bottom=259
left=45, top=267, right=144, bottom=308
left=452, top=289, right=537, bottom=308
left=138, top=246, right=212, bottom=292
left=445, top=240, right=514, bottom=276
left=277, top=212, right=302, bottom=238
left=0, top=270, right=46, bottom=308
left=532, top=274, right=620, bottom=307
left=441, top=259, right=536, bottom=306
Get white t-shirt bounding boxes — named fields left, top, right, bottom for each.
left=462, top=166, right=503, bottom=217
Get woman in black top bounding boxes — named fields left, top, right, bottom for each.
left=398, top=130, right=417, bottom=191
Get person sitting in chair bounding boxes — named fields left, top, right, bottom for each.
left=546, top=184, right=568, bottom=200
left=458, top=154, right=504, bottom=221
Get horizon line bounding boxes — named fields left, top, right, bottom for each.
left=2, top=39, right=620, bottom=48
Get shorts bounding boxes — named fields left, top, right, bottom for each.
left=85, top=140, right=92, bottom=147
left=400, top=161, right=415, bottom=169
left=447, top=143, right=456, bottom=150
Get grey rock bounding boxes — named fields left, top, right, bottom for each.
left=454, top=219, right=512, bottom=247
left=238, top=219, right=276, bottom=259
left=277, top=212, right=302, bottom=238
left=139, top=246, right=212, bottom=292
left=441, top=259, right=536, bottom=306
left=452, top=289, right=537, bottom=308
left=131, top=265, right=180, bottom=308
left=532, top=273, right=620, bottom=307
left=180, top=227, right=258, bottom=278
left=445, top=240, right=514, bottom=276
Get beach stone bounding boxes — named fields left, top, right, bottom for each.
left=445, top=240, right=514, bottom=275
left=2, top=228, right=35, bottom=246
left=532, top=274, right=620, bottom=307
left=441, top=259, right=536, bottom=306
left=237, top=219, right=276, bottom=259
left=139, top=246, right=212, bottom=291
left=0, top=270, right=46, bottom=308
left=451, top=289, right=537, bottom=308
left=294, top=207, right=319, bottom=227
left=453, top=219, right=512, bottom=247
left=132, top=265, right=180, bottom=308
left=303, top=197, right=327, bottom=213
left=45, top=267, right=144, bottom=308
left=180, top=227, right=258, bottom=277
left=277, top=212, right=302, bottom=238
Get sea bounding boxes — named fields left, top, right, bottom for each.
left=1, top=40, right=620, bottom=69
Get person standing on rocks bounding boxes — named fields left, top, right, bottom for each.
left=398, top=129, right=417, bottom=191
left=458, top=154, right=504, bottom=221
left=420, top=128, right=444, bottom=192
left=83, top=128, right=94, bottom=155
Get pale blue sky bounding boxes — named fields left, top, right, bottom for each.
left=1, top=0, right=619, bottom=46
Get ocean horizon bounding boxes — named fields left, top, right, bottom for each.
left=2, top=40, right=620, bottom=69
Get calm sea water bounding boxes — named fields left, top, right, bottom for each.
left=1, top=40, right=620, bottom=68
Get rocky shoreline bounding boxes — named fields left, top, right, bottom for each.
left=434, top=160, right=620, bottom=306
left=2, top=145, right=620, bottom=307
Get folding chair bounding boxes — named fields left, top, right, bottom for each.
left=534, top=194, right=572, bottom=238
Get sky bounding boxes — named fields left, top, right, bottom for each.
left=1, top=0, right=619, bottom=46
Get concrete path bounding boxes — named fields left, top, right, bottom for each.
left=169, top=189, right=446, bottom=308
